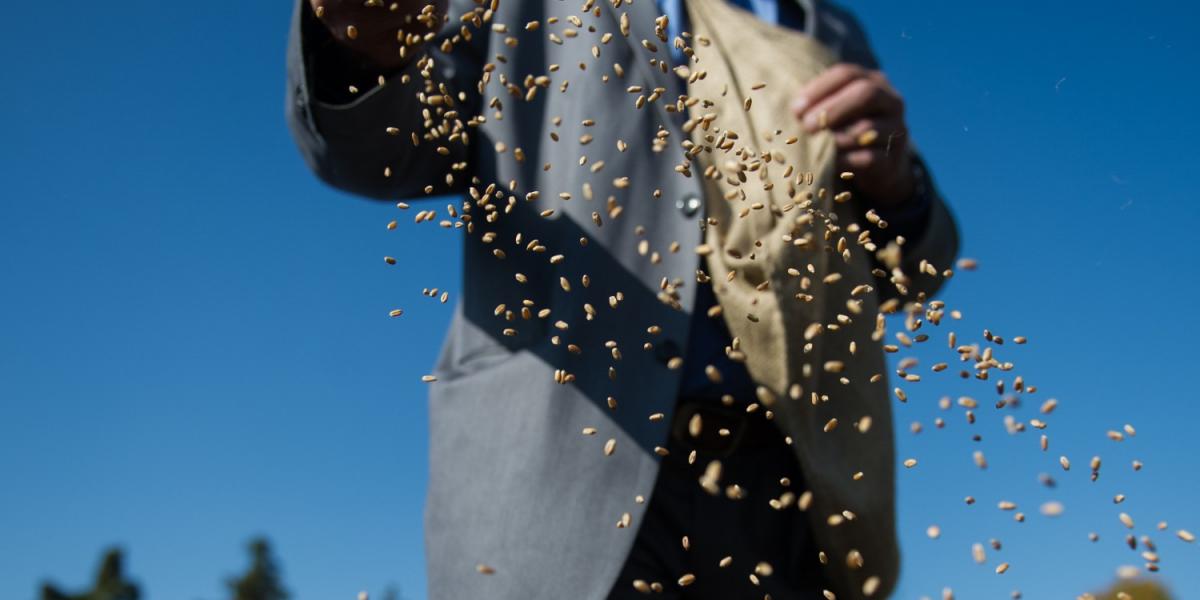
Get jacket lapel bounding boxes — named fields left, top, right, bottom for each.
left=602, top=0, right=687, bottom=128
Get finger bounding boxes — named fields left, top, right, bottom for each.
left=836, top=146, right=910, bottom=179
left=791, top=63, right=867, bottom=116
left=837, top=148, right=880, bottom=171
left=833, top=117, right=907, bottom=151
left=802, top=78, right=902, bottom=133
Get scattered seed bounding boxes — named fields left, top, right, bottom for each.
left=1119, top=513, right=1134, bottom=529
left=1040, top=501, right=1064, bottom=517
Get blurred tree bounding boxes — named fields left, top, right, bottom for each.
left=226, top=539, right=289, bottom=600
left=40, top=548, right=140, bottom=600
left=1093, top=578, right=1173, bottom=599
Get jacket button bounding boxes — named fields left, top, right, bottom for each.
left=654, top=339, right=682, bottom=364
left=676, top=193, right=702, bottom=217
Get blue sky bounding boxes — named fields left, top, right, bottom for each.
left=1, top=1, right=1197, bottom=599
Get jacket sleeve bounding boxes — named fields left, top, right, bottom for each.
left=285, top=0, right=484, bottom=200
left=881, top=153, right=960, bottom=302
left=834, top=6, right=961, bottom=301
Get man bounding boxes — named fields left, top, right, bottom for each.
left=286, top=0, right=958, bottom=598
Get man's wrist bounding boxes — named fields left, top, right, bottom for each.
left=869, top=155, right=934, bottom=243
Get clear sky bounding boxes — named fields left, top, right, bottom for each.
left=1, top=1, right=1197, bottom=599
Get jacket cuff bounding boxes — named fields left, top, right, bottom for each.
left=870, top=152, right=935, bottom=247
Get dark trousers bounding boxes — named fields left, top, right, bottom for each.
left=607, top=403, right=826, bottom=599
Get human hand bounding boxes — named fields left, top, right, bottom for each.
left=792, top=63, right=915, bottom=208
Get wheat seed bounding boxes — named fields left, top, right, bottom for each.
left=862, top=576, right=881, bottom=596
left=1040, top=501, right=1064, bottom=517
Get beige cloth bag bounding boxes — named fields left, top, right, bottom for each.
left=683, top=0, right=898, bottom=598
left=685, top=0, right=835, bottom=402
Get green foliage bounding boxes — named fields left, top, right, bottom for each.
left=1094, top=578, right=1173, bottom=600
left=41, top=539, right=297, bottom=600
left=40, top=548, right=140, bottom=600
left=226, top=538, right=290, bottom=600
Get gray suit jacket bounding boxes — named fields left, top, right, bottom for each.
left=286, top=1, right=958, bottom=598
